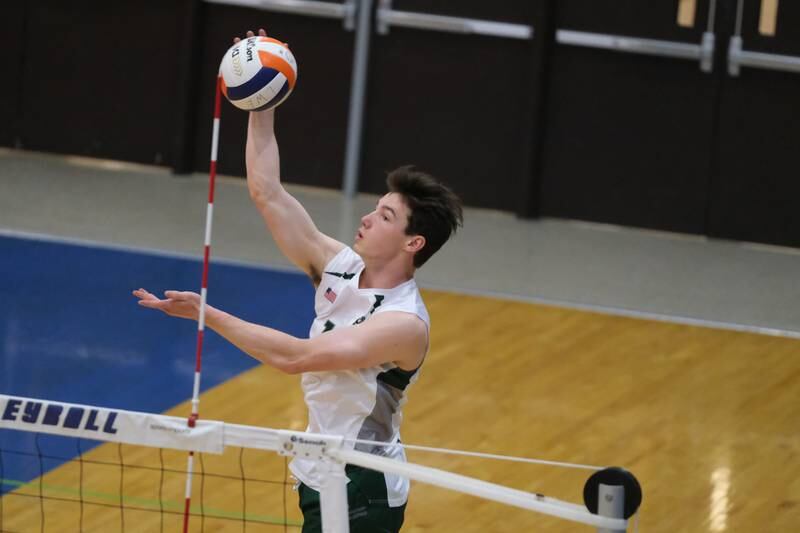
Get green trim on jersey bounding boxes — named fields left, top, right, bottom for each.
left=377, top=367, right=417, bottom=391
left=324, top=270, right=357, bottom=280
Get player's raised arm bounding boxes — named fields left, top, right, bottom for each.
left=245, top=107, right=344, bottom=283
left=231, top=28, right=342, bottom=283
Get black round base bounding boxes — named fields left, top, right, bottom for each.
left=583, top=466, right=642, bottom=519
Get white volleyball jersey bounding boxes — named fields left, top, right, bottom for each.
left=288, top=246, right=430, bottom=507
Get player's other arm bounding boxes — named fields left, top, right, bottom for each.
left=134, top=289, right=427, bottom=373
left=234, top=311, right=428, bottom=374
left=201, top=300, right=427, bottom=373
left=209, top=310, right=427, bottom=374
left=247, top=109, right=344, bottom=282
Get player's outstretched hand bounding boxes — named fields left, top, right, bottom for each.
left=133, top=288, right=201, bottom=321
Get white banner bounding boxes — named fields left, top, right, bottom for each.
left=0, top=394, right=224, bottom=454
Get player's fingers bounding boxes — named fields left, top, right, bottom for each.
left=132, top=288, right=155, bottom=300
left=164, top=290, right=197, bottom=301
left=258, top=28, right=267, bottom=36
left=246, top=30, right=254, bottom=37
left=233, top=37, right=241, bottom=44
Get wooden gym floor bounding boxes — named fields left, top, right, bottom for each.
left=2, top=289, right=798, bottom=532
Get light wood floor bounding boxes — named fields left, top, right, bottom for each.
left=2, top=289, right=799, bottom=532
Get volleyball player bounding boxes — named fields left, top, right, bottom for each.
left=134, top=27, right=462, bottom=533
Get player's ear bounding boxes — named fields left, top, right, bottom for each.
left=405, top=235, right=425, bottom=254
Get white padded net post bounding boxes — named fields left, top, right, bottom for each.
left=318, top=460, right=349, bottom=533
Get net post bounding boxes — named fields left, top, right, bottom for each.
left=319, top=459, right=350, bottom=533
left=597, top=484, right=626, bottom=533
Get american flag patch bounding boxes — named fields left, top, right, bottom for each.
left=324, top=287, right=337, bottom=303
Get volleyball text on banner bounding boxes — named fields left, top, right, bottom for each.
left=0, top=394, right=224, bottom=454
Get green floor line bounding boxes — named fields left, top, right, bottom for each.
left=0, top=478, right=302, bottom=526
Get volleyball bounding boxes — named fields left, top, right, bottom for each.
left=218, top=36, right=297, bottom=112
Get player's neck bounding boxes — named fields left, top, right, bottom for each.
left=359, top=257, right=414, bottom=290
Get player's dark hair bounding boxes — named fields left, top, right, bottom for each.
left=386, top=165, right=463, bottom=268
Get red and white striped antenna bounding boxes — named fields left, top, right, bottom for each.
left=182, top=74, right=223, bottom=533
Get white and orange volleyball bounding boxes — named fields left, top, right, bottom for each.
left=218, top=36, right=297, bottom=111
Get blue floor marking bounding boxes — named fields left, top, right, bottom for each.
left=0, top=235, right=315, bottom=494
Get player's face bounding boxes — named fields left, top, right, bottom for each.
left=354, top=193, right=413, bottom=260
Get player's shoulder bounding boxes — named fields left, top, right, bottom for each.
left=322, top=244, right=362, bottom=273
left=366, top=311, right=428, bottom=370
left=309, top=237, right=348, bottom=286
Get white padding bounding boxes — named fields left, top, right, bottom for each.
left=319, top=460, right=350, bottom=533
left=0, top=394, right=224, bottom=454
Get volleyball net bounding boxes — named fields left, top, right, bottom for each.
left=0, top=394, right=638, bottom=532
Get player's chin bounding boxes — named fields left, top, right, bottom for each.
left=353, top=239, right=372, bottom=257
